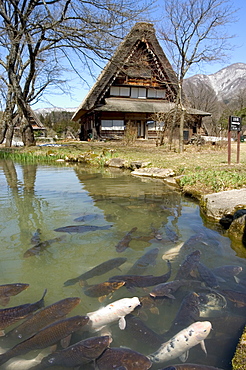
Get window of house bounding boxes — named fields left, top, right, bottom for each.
left=147, top=121, right=165, bottom=131
left=131, top=87, right=146, bottom=98
left=101, top=120, right=125, bottom=130
left=147, top=121, right=156, bottom=130
left=110, top=86, right=130, bottom=96
left=157, top=90, right=166, bottom=98
left=147, top=89, right=166, bottom=99
left=120, top=87, right=130, bottom=96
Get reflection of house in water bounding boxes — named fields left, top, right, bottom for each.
left=72, top=22, right=211, bottom=141
left=73, top=166, right=182, bottom=234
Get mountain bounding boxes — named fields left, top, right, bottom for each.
left=184, top=63, right=246, bottom=103
left=34, top=107, right=77, bottom=115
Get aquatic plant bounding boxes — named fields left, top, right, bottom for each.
left=0, top=148, right=63, bottom=163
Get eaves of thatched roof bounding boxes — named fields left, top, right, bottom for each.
left=72, top=22, right=179, bottom=121
left=94, top=97, right=211, bottom=116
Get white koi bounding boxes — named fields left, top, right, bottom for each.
left=87, top=296, right=140, bottom=332
left=162, top=242, right=184, bottom=260
left=147, top=321, right=212, bottom=364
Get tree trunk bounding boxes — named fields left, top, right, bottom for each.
left=0, top=122, right=7, bottom=144
left=177, top=81, right=185, bottom=153
left=179, top=108, right=185, bottom=153
left=168, top=109, right=178, bottom=150
left=0, top=91, right=15, bottom=145
left=20, top=121, right=36, bottom=146
left=18, top=103, right=36, bottom=146
left=5, top=125, right=15, bottom=147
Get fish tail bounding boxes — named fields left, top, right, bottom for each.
left=28, top=362, right=46, bottom=370
left=37, top=289, right=47, bottom=308
left=166, top=259, right=171, bottom=270
left=63, top=278, right=78, bottom=287
left=0, top=350, right=12, bottom=366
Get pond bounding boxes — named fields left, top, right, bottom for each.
left=0, top=159, right=245, bottom=370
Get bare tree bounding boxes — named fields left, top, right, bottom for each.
left=231, top=87, right=246, bottom=111
left=183, top=79, right=223, bottom=135
left=149, top=112, right=169, bottom=147
left=0, top=0, right=152, bottom=146
left=158, top=0, right=237, bottom=152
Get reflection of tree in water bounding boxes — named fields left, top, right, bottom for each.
left=2, top=160, right=45, bottom=247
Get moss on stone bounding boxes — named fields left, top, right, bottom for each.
left=232, top=325, right=246, bottom=370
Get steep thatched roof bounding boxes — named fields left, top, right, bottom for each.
left=72, top=22, right=180, bottom=121
left=28, top=107, right=46, bottom=130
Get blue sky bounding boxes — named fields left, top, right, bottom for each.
left=34, top=0, right=246, bottom=110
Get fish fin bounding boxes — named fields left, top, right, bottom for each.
left=61, top=334, right=71, bottom=348
left=98, top=295, right=107, bottom=303
left=0, top=330, right=5, bottom=337
left=216, top=276, right=226, bottom=283
left=0, top=296, right=10, bottom=306
left=234, top=276, right=240, bottom=283
left=150, top=307, right=160, bottom=315
left=119, top=316, right=126, bottom=330
left=50, top=344, right=57, bottom=352
left=79, top=280, right=86, bottom=287
left=179, top=350, right=189, bottom=362
left=166, top=293, right=176, bottom=299
left=190, top=270, right=198, bottom=278
left=236, top=302, right=246, bottom=308
left=94, top=325, right=105, bottom=332
left=200, top=340, right=207, bottom=355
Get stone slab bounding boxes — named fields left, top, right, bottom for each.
left=131, top=167, right=175, bottom=179
left=200, top=188, right=246, bottom=221
left=105, top=158, right=128, bottom=168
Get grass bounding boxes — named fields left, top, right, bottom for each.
left=1, top=139, right=246, bottom=199
left=0, top=146, right=65, bottom=163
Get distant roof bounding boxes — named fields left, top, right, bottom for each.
left=28, top=106, right=46, bottom=129
left=72, top=22, right=180, bottom=121
left=14, top=106, right=46, bottom=130
left=94, top=98, right=211, bottom=116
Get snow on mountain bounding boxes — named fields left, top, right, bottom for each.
left=185, top=63, right=246, bottom=102
left=34, top=107, right=77, bottom=115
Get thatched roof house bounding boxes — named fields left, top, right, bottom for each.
left=72, top=22, right=211, bottom=141
left=14, top=105, right=46, bottom=132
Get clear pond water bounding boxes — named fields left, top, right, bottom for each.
left=0, top=159, right=245, bottom=369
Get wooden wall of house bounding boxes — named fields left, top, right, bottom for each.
left=79, top=111, right=206, bottom=141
